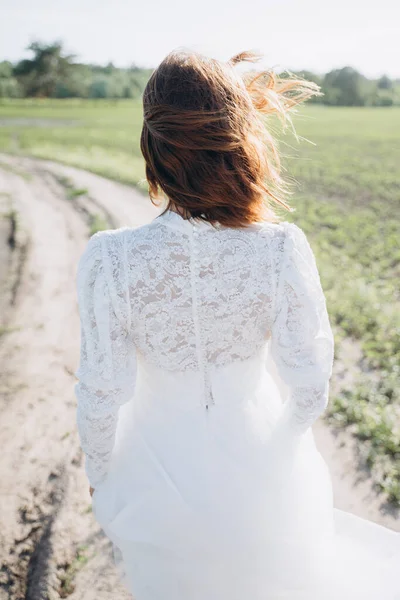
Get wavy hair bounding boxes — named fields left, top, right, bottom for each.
left=140, top=49, right=321, bottom=227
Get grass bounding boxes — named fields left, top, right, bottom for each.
left=55, top=174, right=110, bottom=234
left=89, top=213, right=109, bottom=236
left=0, top=98, right=145, bottom=185
left=281, top=107, right=400, bottom=502
left=67, top=187, right=88, bottom=200
left=56, top=175, right=88, bottom=200
left=58, top=544, right=91, bottom=597
left=329, top=371, right=400, bottom=503
left=0, top=99, right=399, bottom=503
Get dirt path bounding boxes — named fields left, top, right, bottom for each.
left=0, top=154, right=398, bottom=600
left=0, top=155, right=157, bottom=600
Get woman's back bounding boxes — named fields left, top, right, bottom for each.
left=109, top=210, right=283, bottom=370
left=78, top=209, right=332, bottom=413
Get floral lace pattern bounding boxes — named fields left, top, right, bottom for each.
left=75, top=211, right=334, bottom=486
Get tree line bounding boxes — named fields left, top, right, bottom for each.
left=0, top=42, right=152, bottom=101
left=0, top=42, right=399, bottom=106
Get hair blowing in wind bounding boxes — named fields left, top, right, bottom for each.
left=140, top=49, right=321, bottom=227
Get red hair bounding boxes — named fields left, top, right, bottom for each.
left=140, top=50, right=320, bottom=227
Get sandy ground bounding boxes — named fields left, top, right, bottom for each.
left=0, top=154, right=398, bottom=600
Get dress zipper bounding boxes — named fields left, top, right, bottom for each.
left=189, top=220, right=215, bottom=410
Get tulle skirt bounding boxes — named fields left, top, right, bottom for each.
left=92, top=356, right=400, bottom=599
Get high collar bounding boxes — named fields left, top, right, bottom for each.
left=154, top=208, right=269, bottom=233
left=154, top=209, right=224, bottom=232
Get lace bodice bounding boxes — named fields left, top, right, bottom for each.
left=75, top=210, right=334, bottom=486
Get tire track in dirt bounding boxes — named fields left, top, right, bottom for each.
left=0, top=163, right=89, bottom=598
left=0, top=154, right=397, bottom=600
left=0, top=161, right=99, bottom=600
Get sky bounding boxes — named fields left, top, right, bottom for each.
left=1, top=0, right=399, bottom=78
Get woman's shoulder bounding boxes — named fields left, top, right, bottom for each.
left=79, top=222, right=167, bottom=281
left=253, top=221, right=316, bottom=275
left=259, top=219, right=305, bottom=237
left=83, top=221, right=156, bottom=253
left=77, top=227, right=133, bottom=278
left=255, top=219, right=308, bottom=249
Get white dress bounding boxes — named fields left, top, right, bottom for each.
left=75, top=209, right=399, bottom=600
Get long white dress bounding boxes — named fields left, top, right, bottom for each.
left=75, top=209, right=399, bottom=599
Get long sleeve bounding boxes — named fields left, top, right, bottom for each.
left=75, top=232, right=136, bottom=488
left=271, top=223, right=334, bottom=435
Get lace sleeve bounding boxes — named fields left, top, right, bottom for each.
left=271, top=223, right=334, bottom=434
left=74, top=232, right=136, bottom=488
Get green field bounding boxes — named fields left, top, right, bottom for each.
left=0, top=99, right=399, bottom=503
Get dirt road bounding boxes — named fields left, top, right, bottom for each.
left=0, top=154, right=398, bottom=600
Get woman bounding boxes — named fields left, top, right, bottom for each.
left=75, top=50, right=399, bottom=599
